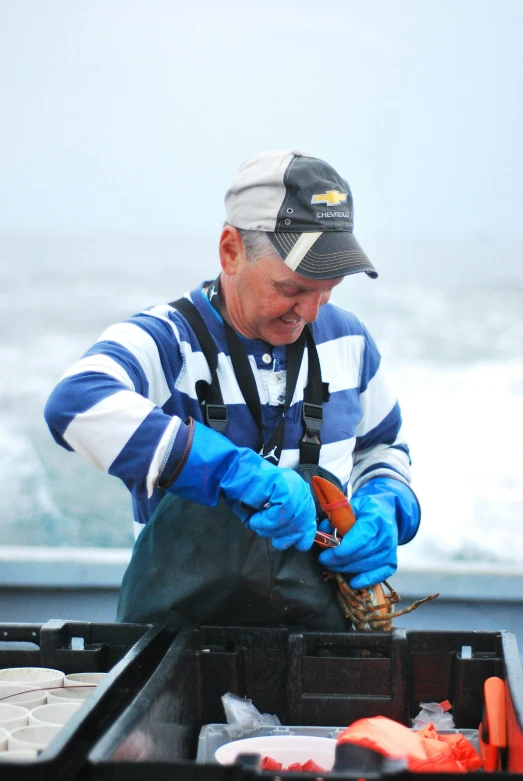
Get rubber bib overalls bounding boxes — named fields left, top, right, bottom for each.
left=117, top=288, right=347, bottom=631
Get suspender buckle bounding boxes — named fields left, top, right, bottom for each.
left=205, top=404, right=228, bottom=434
left=301, top=402, right=323, bottom=446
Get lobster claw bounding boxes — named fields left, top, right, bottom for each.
left=311, top=475, right=440, bottom=631
left=311, top=475, right=357, bottom=537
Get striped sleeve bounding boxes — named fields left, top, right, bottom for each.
left=43, top=307, right=191, bottom=501
left=351, top=324, right=412, bottom=492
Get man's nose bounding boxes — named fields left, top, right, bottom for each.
left=294, top=291, right=325, bottom=323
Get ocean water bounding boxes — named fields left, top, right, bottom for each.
left=1, top=235, right=522, bottom=567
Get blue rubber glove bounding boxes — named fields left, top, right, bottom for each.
left=169, top=420, right=317, bottom=551
left=318, top=477, right=420, bottom=589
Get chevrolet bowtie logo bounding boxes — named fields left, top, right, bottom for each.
left=311, top=190, right=348, bottom=207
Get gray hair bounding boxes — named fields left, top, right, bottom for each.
left=224, top=223, right=281, bottom=264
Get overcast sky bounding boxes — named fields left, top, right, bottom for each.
left=1, top=0, right=522, bottom=239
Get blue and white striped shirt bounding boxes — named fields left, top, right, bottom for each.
left=44, top=283, right=412, bottom=538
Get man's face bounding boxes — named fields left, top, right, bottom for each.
left=222, top=247, right=344, bottom=346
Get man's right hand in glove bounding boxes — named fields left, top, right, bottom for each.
left=158, top=418, right=317, bottom=551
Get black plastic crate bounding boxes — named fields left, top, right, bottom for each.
left=88, top=627, right=523, bottom=780
left=0, top=620, right=150, bottom=673
left=0, top=620, right=177, bottom=781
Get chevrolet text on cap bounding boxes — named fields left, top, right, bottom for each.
left=225, top=150, right=378, bottom=281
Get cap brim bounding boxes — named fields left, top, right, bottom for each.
left=267, top=231, right=378, bottom=280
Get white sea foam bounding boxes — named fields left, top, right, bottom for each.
left=393, top=359, right=523, bottom=565
left=0, top=423, right=64, bottom=539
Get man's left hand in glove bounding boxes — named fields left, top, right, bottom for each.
left=318, top=477, right=420, bottom=589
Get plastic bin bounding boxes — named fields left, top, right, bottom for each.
left=196, top=724, right=481, bottom=764
left=88, top=627, right=523, bottom=780
left=0, top=620, right=176, bottom=781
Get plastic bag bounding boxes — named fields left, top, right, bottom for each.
left=411, top=700, right=455, bottom=730
left=221, top=692, right=281, bottom=737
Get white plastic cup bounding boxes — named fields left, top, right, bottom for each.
left=0, top=703, right=30, bottom=731
left=0, top=750, right=37, bottom=761
left=8, top=725, right=61, bottom=752
left=215, top=736, right=337, bottom=770
left=0, top=726, right=8, bottom=751
left=0, top=686, right=47, bottom=710
left=30, top=702, right=81, bottom=727
left=64, top=672, right=106, bottom=687
left=47, top=686, right=94, bottom=704
left=0, top=667, right=64, bottom=690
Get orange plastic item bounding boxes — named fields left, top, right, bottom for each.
left=261, top=756, right=283, bottom=771
left=479, top=676, right=507, bottom=772
left=417, top=724, right=482, bottom=771
left=260, top=757, right=326, bottom=773
left=337, top=716, right=482, bottom=773
left=301, top=759, right=326, bottom=772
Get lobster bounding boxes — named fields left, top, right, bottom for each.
left=312, top=476, right=439, bottom=631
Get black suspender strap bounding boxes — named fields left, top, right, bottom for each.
left=170, top=297, right=228, bottom=434
left=299, top=326, right=325, bottom=465
left=223, top=320, right=264, bottom=437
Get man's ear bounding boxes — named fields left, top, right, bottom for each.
left=219, top=225, right=244, bottom=274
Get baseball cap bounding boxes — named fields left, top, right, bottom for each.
left=225, top=150, right=377, bottom=280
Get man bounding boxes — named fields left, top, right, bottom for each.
left=44, top=150, right=420, bottom=630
